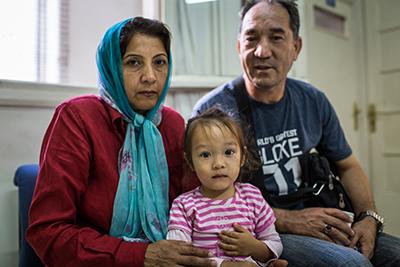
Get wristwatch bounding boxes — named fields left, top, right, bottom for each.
left=357, top=210, right=384, bottom=233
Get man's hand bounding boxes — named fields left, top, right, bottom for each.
left=144, top=240, right=216, bottom=267
left=218, top=223, right=272, bottom=262
left=275, top=207, right=354, bottom=245
left=349, top=217, right=377, bottom=259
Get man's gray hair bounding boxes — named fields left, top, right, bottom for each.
left=239, top=0, right=300, bottom=38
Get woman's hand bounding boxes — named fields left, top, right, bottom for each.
left=144, top=240, right=217, bottom=267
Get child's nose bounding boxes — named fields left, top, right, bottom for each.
left=212, top=155, right=225, bottom=169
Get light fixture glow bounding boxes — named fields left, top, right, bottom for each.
left=185, top=0, right=217, bottom=4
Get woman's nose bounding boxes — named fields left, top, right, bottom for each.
left=141, top=64, right=156, bottom=83
left=254, top=37, right=272, bottom=58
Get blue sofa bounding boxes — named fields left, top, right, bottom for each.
left=13, top=164, right=43, bottom=267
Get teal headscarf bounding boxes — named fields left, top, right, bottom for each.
left=96, top=18, right=172, bottom=243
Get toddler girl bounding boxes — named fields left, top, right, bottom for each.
left=167, top=108, right=283, bottom=267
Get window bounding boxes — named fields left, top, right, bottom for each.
left=314, top=6, right=346, bottom=36
left=164, top=0, right=242, bottom=80
left=0, top=0, right=68, bottom=83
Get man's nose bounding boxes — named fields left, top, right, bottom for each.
left=254, top=37, right=272, bottom=58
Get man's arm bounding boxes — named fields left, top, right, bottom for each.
left=335, top=154, right=375, bottom=216
left=335, top=154, right=378, bottom=259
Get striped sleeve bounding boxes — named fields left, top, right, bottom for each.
left=257, top=224, right=283, bottom=259
left=251, top=186, right=282, bottom=258
left=166, top=229, right=192, bottom=242
left=238, top=183, right=276, bottom=233
left=253, top=190, right=276, bottom=234
left=239, top=183, right=283, bottom=258
left=168, top=195, right=193, bottom=236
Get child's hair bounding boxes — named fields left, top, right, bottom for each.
left=184, top=107, right=261, bottom=181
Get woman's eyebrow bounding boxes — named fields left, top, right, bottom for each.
left=122, top=53, right=142, bottom=59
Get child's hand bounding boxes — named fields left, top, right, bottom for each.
left=218, top=223, right=265, bottom=258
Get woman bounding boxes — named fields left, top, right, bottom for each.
left=26, top=17, right=215, bottom=267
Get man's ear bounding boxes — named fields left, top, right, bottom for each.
left=184, top=152, right=194, bottom=171
left=236, top=38, right=241, bottom=54
left=293, top=36, right=302, bottom=61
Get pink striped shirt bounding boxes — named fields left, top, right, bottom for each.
left=168, top=183, right=278, bottom=261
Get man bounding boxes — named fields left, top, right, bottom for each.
left=192, top=0, right=400, bottom=266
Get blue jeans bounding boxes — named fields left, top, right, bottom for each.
left=280, top=232, right=400, bottom=266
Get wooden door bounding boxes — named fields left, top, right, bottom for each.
left=365, top=0, right=400, bottom=236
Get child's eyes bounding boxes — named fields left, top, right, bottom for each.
left=199, top=151, right=211, bottom=158
left=197, top=148, right=236, bottom=158
left=225, top=149, right=235, bottom=156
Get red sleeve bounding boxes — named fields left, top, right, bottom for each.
left=26, top=102, right=148, bottom=267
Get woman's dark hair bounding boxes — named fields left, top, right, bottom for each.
left=185, top=107, right=261, bottom=181
left=239, top=0, right=300, bottom=38
left=119, top=17, right=171, bottom=58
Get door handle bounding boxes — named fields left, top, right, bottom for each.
left=368, top=103, right=376, bottom=133
left=352, top=102, right=361, bottom=131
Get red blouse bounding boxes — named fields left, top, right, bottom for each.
left=26, top=95, right=196, bottom=267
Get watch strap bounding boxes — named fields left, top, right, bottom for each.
left=356, top=210, right=384, bottom=233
